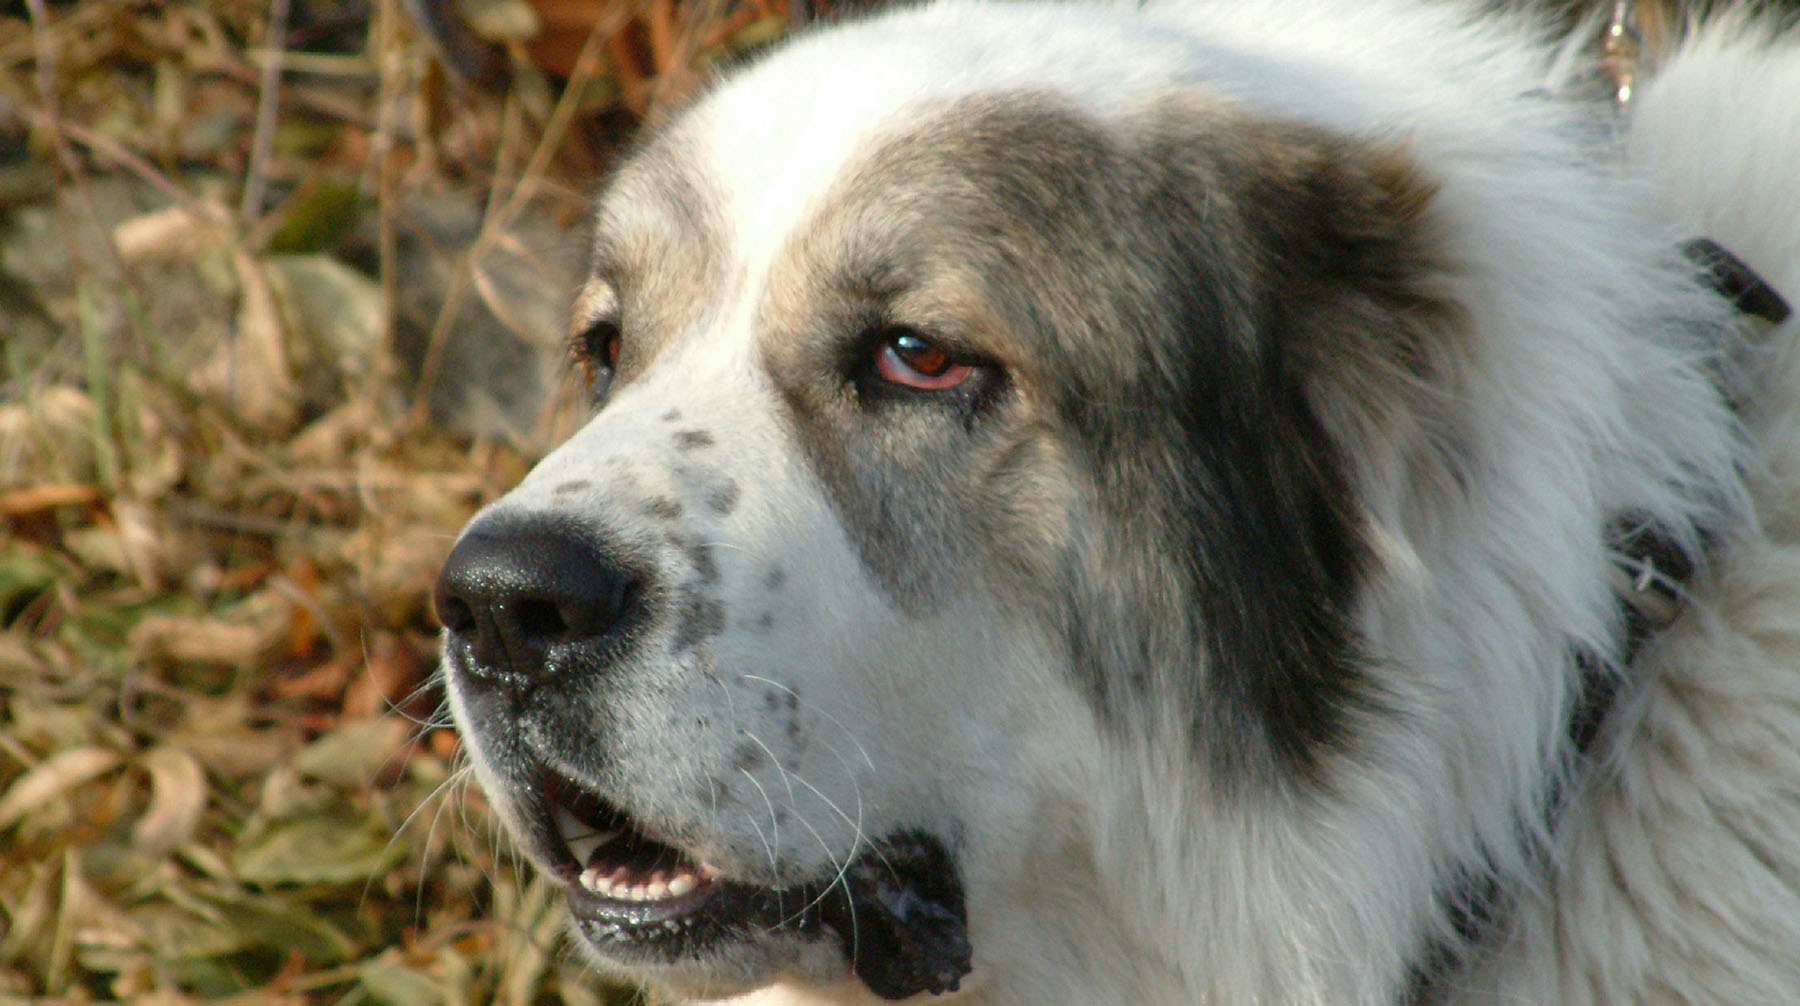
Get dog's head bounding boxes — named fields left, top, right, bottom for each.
left=436, top=4, right=1741, bottom=1002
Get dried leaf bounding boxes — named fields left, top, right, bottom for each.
left=112, top=202, right=230, bottom=263
left=191, top=251, right=297, bottom=432
left=344, top=632, right=427, bottom=720
left=497, top=873, right=567, bottom=1006
left=131, top=746, right=210, bottom=858
left=0, top=386, right=102, bottom=485
left=0, top=860, right=59, bottom=963
left=165, top=695, right=303, bottom=780
left=0, top=483, right=102, bottom=515
left=292, top=716, right=412, bottom=789
left=265, top=254, right=384, bottom=386
left=0, top=631, right=50, bottom=678
left=0, top=747, right=123, bottom=830
left=463, top=0, right=542, bottom=42
left=130, top=596, right=290, bottom=668
left=109, top=497, right=172, bottom=590
left=62, top=523, right=133, bottom=576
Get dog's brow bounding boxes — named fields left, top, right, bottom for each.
left=585, top=152, right=724, bottom=347
left=570, top=281, right=619, bottom=331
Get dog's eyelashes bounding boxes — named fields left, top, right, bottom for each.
left=873, top=327, right=975, bottom=390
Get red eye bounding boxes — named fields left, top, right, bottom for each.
left=875, top=330, right=973, bottom=390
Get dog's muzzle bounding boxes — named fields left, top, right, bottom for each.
left=434, top=511, right=973, bottom=999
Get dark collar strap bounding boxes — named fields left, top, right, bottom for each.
left=1405, top=237, right=1775, bottom=1004
left=1683, top=237, right=1792, bottom=325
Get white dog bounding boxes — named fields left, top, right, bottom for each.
left=433, top=1, right=1800, bottom=1002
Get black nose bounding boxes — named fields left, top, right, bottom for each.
left=434, top=513, right=643, bottom=681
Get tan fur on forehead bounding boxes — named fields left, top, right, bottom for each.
left=585, top=143, right=724, bottom=361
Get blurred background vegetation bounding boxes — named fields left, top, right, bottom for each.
left=0, top=1, right=798, bottom=1001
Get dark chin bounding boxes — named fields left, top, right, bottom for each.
left=566, top=833, right=973, bottom=1002
left=567, top=888, right=843, bottom=1000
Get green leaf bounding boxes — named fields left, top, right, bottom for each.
left=0, top=548, right=62, bottom=624
left=231, top=813, right=407, bottom=886
left=212, top=893, right=360, bottom=965
left=357, top=954, right=448, bottom=1006
left=265, top=179, right=363, bottom=255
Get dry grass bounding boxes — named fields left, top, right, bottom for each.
left=0, top=1, right=789, bottom=1001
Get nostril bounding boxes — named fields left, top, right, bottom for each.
left=435, top=591, right=477, bottom=635
left=516, top=596, right=571, bottom=640
left=434, top=514, right=648, bottom=681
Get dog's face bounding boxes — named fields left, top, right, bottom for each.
left=435, top=3, right=1767, bottom=1002
left=437, top=13, right=1458, bottom=1002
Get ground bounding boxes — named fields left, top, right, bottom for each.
left=0, top=1, right=786, bottom=1001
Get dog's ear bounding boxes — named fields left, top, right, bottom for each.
left=1100, top=104, right=1468, bottom=781
left=1249, top=134, right=1468, bottom=494
left=1129, top=97, right=1467, bottom=491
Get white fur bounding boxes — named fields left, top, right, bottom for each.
left=1456, top=20, right=1800, bottom=1002
left=448, top=2, right=1800, bottom=1002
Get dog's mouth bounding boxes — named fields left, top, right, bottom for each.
left=547, top=772, right=722, bottom=917
left=531, top=767, right=973, bottom=1000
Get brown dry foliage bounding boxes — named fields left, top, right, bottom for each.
left=0, top=1, right=790, bottom=1001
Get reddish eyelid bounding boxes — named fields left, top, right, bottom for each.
left=876, top=343, right=975, bottom=389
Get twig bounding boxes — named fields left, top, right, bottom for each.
left=491, top=11, right=624, bottom=231
left=15, top=107, right=232, bottom=229
left=200, top=52, right=373, bottom=126
left=241, top=0, right=292, bottom=224
left=405, top=10, right=620, bottom=430
left=375, top=0, right=402, bottom=421
left=22, top=0, right=81, bottom=245
left=21, top=0, right=154, bottom=366
left=403, top=93, right=515, bottom=427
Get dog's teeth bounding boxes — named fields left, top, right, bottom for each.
left=568, top=829, right=618, bottom=866
left=557, top=804, right=621, bottom=865
left=576, top=864, right=706, bottom=903
left=556, top=806, right=584, bottom=840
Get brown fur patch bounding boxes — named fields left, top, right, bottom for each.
left=582, top=141, right=726, bottom=385
left=752, top=89, right=1466, bottom=785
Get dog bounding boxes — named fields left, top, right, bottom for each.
left=432, top=1, right=1800, bottom=1002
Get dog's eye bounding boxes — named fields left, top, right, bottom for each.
left=570, top=318, right=623, bottom=396
left=875, top=329, right=974, bottom=390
